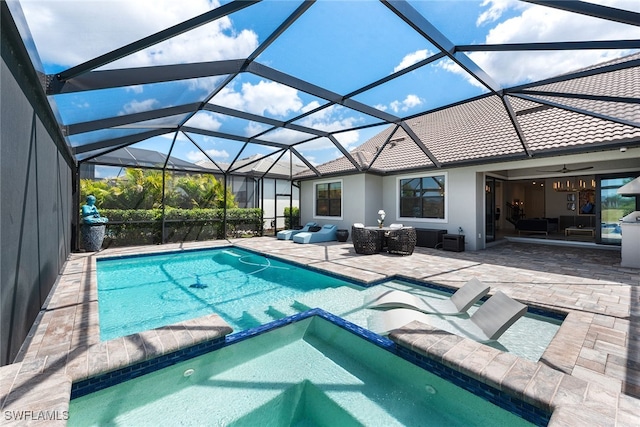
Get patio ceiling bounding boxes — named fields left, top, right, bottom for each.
left=7, top=0, right=640, bottom=179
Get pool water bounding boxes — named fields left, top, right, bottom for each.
left=97, top=249, right=561, bottom=363
left=69, top=316, right=541, bottom=426
left=97, top=247, right=357, bottom=340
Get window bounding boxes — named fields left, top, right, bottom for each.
left=399, top=175, right=445, bottom=219
left=315, top=181, right=342, bottom=217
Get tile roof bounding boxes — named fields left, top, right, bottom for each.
left=296, top=54, right=640, bottom=179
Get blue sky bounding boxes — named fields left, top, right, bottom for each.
left=18, top=0, right=640, bottom=176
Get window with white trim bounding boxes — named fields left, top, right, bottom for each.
left=315, top=181, right=342, bottom=217
left=399, top=175, right=445, bottom=219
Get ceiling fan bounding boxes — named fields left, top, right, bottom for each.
left=536, top=164, right=594, bottom=174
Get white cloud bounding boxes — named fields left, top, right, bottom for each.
left=212, top=80, right=303, bottom=118
left=120, top=99, right=159, bottom=115
left=457, top=0, right=640, bottom=87
left=393, top=49, right=433, bottom=73
left=476, top=0, right=521, bottom=26
left=184, top=112, right=223, bottom=132
left=333, top=130, right=360, bottom=148
left=21, top=0, right=258, bottom=70
left=389, top=94, right=424, bottom=113
left=301, top=100, right=322, bottom=114
left=125, top=85, right=144, bottom=94
left=186, top=148, right=229, bottom=163
left=245, top=121, right=270, bottom=137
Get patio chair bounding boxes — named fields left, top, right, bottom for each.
left=277, top=222, right=318, bottom=240
left=367, top=291, right=527, bottom=343
left=364, top=277, right=490, bottom=315
left=352, top=225, right=382, bottom=254
left=386, top=227, right=417, bottom=255
left=293, top=224, right=338, bottom=244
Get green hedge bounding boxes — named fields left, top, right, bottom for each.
left=98, top=208, right=263, bottom=246
left=284, top=206, right=300, bottom=229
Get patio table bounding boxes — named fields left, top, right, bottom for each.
left=364, top=226, right=394, bottom=251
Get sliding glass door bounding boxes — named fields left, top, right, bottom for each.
left=485, top=177, right=496, bottom=243
left=599, top=175, right=639, bottom=245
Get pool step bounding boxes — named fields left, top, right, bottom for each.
left=241, top=286, right=367, bottom=328
left=241, top=299, right=308, bottom=326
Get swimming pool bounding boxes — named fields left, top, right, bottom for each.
left=69, top=314, right=548, bottom=426
left=97, top=247, right=562, bottom=362
left=97, top=247, right=358, bottom=340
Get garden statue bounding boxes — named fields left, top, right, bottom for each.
left=82, top=195, right=108, bottom=224
left=81, top=195, right=107, bottom=251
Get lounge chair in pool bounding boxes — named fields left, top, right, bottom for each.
left=293, top=224, right=337, bottom=244
left=277, top=222, right=318, bottom=240
left=364, top=277, right=490, bottom=315
left=367, top=291, right=527, bottom=343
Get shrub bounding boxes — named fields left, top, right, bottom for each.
left=284, top=206, right=300, bottom=229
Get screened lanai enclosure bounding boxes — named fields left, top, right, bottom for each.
left=3, top=0, right=640, bottom=368
left=6, top=0, right=640, bottom=248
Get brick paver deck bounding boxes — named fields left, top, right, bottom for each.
left=1, top=238, right=638, bottom=425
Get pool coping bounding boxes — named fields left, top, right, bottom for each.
left=1, top=240, right=638, bottom=426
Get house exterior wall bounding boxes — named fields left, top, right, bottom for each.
left=298, top=149, right=638, bottom=252
left=300, top=174, right=371, bottom=233
left=1, top=21, right=73, bottom=365
left=301, top=169, right=482, bottom=249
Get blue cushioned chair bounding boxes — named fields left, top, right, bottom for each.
left=277, top=222, right=318, bottom=240
left=292, top=224, right=337, bottom=244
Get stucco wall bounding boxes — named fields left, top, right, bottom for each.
left=1, top=17, right=73, bottom=366
left=301, top=169, right=482, bottom=249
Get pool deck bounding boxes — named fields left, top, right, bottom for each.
left=1, top=238, right=638, bottom=426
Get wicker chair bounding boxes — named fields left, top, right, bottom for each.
left=352, top=225, right=382, bottom=255
left=386, top=227, right=417, bottom=255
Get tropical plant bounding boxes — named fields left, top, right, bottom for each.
left=284, top=206, right=300, bottom=229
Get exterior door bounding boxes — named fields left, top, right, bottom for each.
left=599, top=175, right=639, bottom=245
left=485, top=177, right=496, bottom=242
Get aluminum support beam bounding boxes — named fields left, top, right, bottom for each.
left=67, top=103, right=201, bottom=135
left=456, top=40, right=640, bottom=52
left=181, top=131, right=225, bottom=174
left=181, top=126, right=290, bottom=149
left=502, top=97, right=532, bottom=157
left=511, top=93, right=640, bottom=128
left=383, top=0, right=502, bottom=94
left=247, top=62, right=402, bottom=123
left=515, top=90, right=640, bottom=104
left=508, top=58, right=640, bottom=92
left=399, top=122, right=441, bottom=168
left=73, top=129, right=169, bottom=155
left=522, top=0, right=640, bottom=27
left=57, top=0, right=259, bottom=81
left=49, top=60, right=245, bottom=95
left=289, top=147, right=321, bottom=177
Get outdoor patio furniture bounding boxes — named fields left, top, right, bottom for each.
left=352, top=225, right=382, bottom=255
left=386, top=227, right=417, bottom=255
left=364, top=277, right=490, bottom=315
left=367, top=291, right=528, bottom=342
left=293, top=224, right=337, bottom=244
left=277, top=222, right=318, bottom=240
